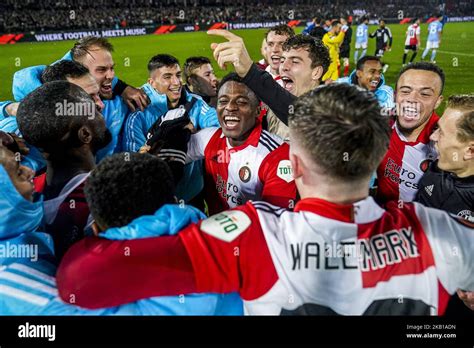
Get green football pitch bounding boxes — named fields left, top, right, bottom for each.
left=1, top=22, right=473, bottom=110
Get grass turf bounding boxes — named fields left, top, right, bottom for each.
left=1, top=22, right=473, bottom=112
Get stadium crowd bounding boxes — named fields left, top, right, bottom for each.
left=0, top=17, right=473, bottom=317
left=1, top=0, right=471, bottom=33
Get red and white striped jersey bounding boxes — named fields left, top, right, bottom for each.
left=405, top=24, right=421, bottom=46
left=57, top=198, right=474, bottom=315
left=186, top=122, right=296, bottom=214
left=178, top=197, right=474, bottom=315
left=376, top=114, right=439, bottom=204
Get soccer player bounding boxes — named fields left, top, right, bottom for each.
left=422, top=14, right=444, bottom=63
left=339, top=17, right=353, bottom=77
left=354, top=16, right=369, bottom=64
left=415, top=94, right=474, bottom=317
left=322, top=20, right=345, bottom=82
left=0, top=138, right=242, bottom=315
left=57, top=84, right=474, bottom=316
left=403, top=18, right=421, bottom=65
left=369, top=19, right=392, bottom=72
left=122, top=54, right=218, bottom=204
left=205, top=30, right=330, bottom=136
left=376, top=62, right=444, bottom=204
left=146, top=73, right=296, bottom=215
left=9, top=36, right=144, bottom=162
left=262, top=24, right=295, bottom=83
left=16, top=81, right=111, bottom=260
left=183, top=56, right=218, bottom=107
left=337, top=56, right=394, bottom=110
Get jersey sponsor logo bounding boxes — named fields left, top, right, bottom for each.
left=200, top=210, right=251, bottom=242
left=277, top=160, right=294, bottom=183
left=216, top=174, right=244, bottom=206
left=383, top=158, right=420, bottom=190
left=424, top=184, right=434, bottom=196
left=239, top=166, right=251, bottom=183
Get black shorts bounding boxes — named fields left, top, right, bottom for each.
left=375, top=46, right=386, bottom=57
left=405, top=45, right=418, bottom=51
left=340, top=46, right=350, bottom=58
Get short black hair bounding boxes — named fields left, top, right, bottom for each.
left=71, top=36, right=114, bottom=62
left=85, top=153, right=176, bottom=229
left=331, top=20, right=341, bottom=26
left=218, top=73, right=259, bottom=108
left=396, top=62, right=445, bottom=94
left=17, top=81, right=96, bottom=152
left=362, top=16, right=369, bottom=23
left=183, top=56, right=211, bottom=84
left=148, top=54, right=180, bottom=74
left=41, top=60, right=90, bottom=83
left=314, top=17, right=323, bottom=25
left=283, top=34, right=330, bottom=73
left=356, top=55, right=382, bottom=71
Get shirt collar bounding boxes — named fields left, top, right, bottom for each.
left=294, top=196, right=385, bottom=224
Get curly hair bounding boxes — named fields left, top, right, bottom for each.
left=84, top=152, right=176, bottom=229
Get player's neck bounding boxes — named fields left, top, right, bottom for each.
left=297, top=177, right=370, bottom=205
left=399, top=119, right=430, bottom=142
left=44, top=152, right=95, bottom=199
left=452, top=163, right=474, bottom=178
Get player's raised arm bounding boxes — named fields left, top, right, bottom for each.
left=207, top=29, right=254, bottom=77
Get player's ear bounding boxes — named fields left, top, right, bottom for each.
left=148, top=77, right=158, bottom=91
left=464, top=142, right=474, bottom=161
left=311, top=65, right=324, bottom=81
left=434, top=94, right=443, bottom=109
left=77, top=125, right=93, bottom=145
left=356, top=69, right=363, bottom=80
left=290, top=153, right=304, bottom=180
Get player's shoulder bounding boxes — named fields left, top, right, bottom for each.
left=259, top=130, right=285, bottom=153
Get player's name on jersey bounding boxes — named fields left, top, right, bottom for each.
left=290, top=227, right=419, bottom=271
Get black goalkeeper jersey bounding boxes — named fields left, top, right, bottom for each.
left=370, top=27, right=393, bottom=48
left=415, top=161, right=474, bottom=220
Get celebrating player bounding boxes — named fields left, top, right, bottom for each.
left=57, top=84, right=474, bottom=316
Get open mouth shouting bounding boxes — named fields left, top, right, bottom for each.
left=281, top=76, right=295, bottom=93
left=271, top=55, right=281, bottom=66
left=100, top=82, right=112, bottom=95
left=400, top=102, right=422, bottom=122
left=222, top=114, right=240, bottom=131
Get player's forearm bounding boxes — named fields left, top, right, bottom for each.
left=242, top=63, right=295, bottom=125
left=57, top=235, right=198, bottom=309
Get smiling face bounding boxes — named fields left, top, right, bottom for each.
left=265, top=31, right=291, bottom=75
left=0, top=147, right=35, bottom=201
left=430, top=108, right=474, bottom=175
left=396, top=69, right=443, bottom=136
left=77, top=46, right=115, bottom=100
left=217, top=81, right=259, bottom=146
left=189, top=63, right=217, bottom=97
left=149, top=64, right=182, bottom=108
left=279, top=48, right=319, bottom=97
left=356, top=60, right=383, bottom=92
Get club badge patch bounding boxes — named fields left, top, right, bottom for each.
left=277, top=160, right=293, bottom=183
left=201, top=210, right=251, bottom=242
left=239, top=166, right=251, bottom=183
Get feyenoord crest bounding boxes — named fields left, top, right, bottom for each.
left=239, top=166, right=251, bottom=183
